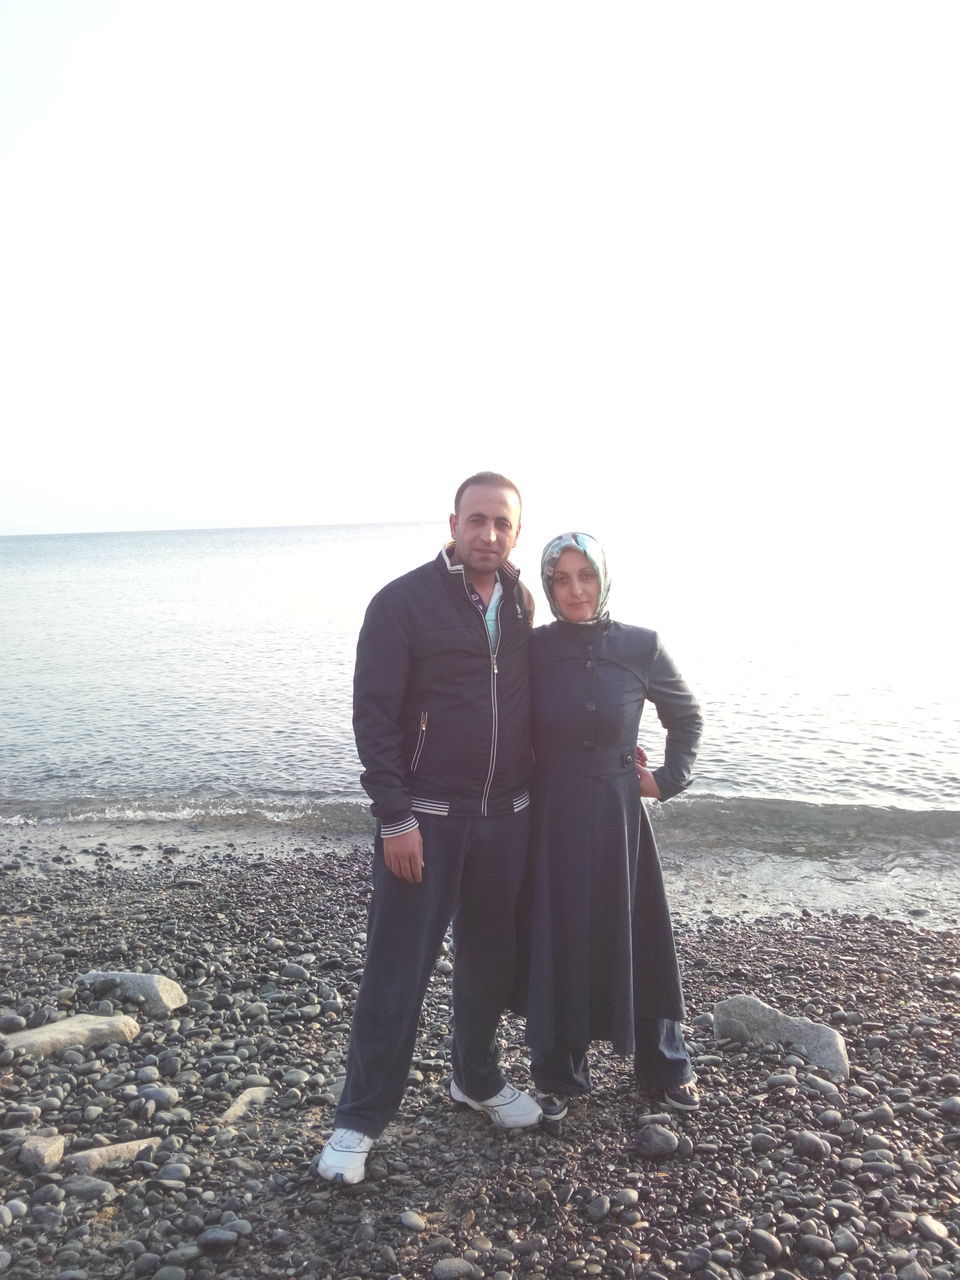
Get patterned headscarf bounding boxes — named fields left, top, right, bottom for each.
left=541, top=532, right=611, bottom=625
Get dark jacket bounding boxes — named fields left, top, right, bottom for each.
left=521, top=618, right=703, bottom=1049
left=531, top=619, right=702, bottom=801
left=353, top=548, right=534, bottom=826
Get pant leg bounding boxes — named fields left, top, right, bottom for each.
left=448, top=809, right=530, bottom=1101
left=335, top=819, right=466, bottom=1137
left=633, top=1017, right=694, bottom=1089
left=530, top=1042, right=592, bottom=1096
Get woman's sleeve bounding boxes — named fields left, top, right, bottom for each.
left=646, top=635, right=703, bottom=801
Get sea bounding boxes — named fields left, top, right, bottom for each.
left=1, top=523, right=958, bottom=912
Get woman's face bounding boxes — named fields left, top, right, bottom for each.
left=551, top=548, right=600, bottom=622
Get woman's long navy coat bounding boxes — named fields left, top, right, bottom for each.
left=522, top=618, right=702, bottom=1056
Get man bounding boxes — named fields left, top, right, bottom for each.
left=314, top=471, right=541, bottom=1185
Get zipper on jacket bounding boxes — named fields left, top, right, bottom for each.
left=461, top=576, right=503, bottom=816
left=480, top=597, right=504, bottom=814
left=410, top=711, right=428, bottom=772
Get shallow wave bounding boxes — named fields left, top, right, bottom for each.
left=3, top=791, right=958, bottom=852
left=0, top=795, right=374, bottom=834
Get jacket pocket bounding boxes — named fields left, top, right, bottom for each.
left=410, top=711, right=429, bottom=772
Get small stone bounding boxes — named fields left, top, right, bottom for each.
left=898, top=1264, right=931, bottom=1280
left=587, top=1194, right=610, bottom=1222
left=636, top=1123, right=679, bottom=1157
left=794, top=1130, right=830, bottom=1160
left=832, top=1227, right=859, bottom=1254
left=749, top=1229, right=784, bottom=1261
left=752, top=1132, right=779, bottom=1154
left=916, top=1216, right=949, bottom=1243
left=62, top=1174, right=117, bottom=1201
left=685, top=1245, right=712, bottom=1269
left=798, top=1236, right=837, bottom=1259
left=433, top=1260, right=475, bottom=1280
left=198, top=1227, right=239, bottom=1253
left=402, top=1210, right=427, bottom=1231
left=139, top=1085, right=180, bottom=1108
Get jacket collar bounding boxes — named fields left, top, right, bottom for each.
left=439, top=542, right=521, bottom=585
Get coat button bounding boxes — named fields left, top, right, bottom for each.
left=585, top=702, right=596, bottom=712
left=582, top=739, right=595, bottom=749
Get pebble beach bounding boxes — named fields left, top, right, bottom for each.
left=2, top=822, right=959, bottom=1280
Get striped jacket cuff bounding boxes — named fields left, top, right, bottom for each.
left=381, top=813, right=419, bottom=838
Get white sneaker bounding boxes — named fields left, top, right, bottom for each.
left=450, top=1079, right=542, bottom=1128
left=312, top=1128, right=373, bottom=1184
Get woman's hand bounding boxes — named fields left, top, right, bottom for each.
left=638, top=766, right=662, bottom=799
left=635, top=745, right=648, bottom=771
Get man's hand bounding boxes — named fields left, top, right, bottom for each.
left=638, top=766, right=662, bottom=799
left=383, top=829, right=424, bottom=883
left=635, top=745, right=649, bottom=773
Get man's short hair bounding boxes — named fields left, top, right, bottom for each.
left=454, top=471, right=523, bottom=515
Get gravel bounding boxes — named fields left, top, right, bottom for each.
left=1, top=827, right=958, bottom=1279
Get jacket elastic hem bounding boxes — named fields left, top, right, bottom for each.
left=380, top=814, right=419, bottom=838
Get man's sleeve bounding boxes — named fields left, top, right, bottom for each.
left=352, top=587, right=417, bottom=831
left=647, top=636, right=704, bottom=801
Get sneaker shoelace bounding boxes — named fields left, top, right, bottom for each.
left=333, top=1129, right=369, bottom=1150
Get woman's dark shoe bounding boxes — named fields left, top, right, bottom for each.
left=663, top=1080, right=700, bottom=1111
left=536, top=1092, right=570, bottom=1121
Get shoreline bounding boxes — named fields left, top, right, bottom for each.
left=4, top=808, right=959, bottom=931
left=1, top=830, right=959, bottom=1277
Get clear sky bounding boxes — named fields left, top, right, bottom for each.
left=1, top=3, right=956, bottom=637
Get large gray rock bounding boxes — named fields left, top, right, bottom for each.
left=6, top=1014, right=139, bottom=1060
left=714, top=995, right=849, bottom=1078
left=81, top=971, right=187, bottom=1017
left=66, top=1136, right=160, bottom=1173
left=19, top=1134, right=67, bottom=1171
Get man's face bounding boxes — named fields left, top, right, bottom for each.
left=449, top=484, right=521, bottom=578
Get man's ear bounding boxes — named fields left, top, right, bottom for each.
left=448, top=512, right=457, bottom=539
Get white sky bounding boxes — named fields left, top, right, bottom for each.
left=1, top=2, right=957, bottom=641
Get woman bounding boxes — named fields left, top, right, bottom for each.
left=523, top=532, right=703, bottom=1116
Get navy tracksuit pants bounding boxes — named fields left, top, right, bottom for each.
left=334, top=809, right=529, bottom=1138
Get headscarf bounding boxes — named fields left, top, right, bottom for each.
left=541, top=532, right=611, bottom=625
